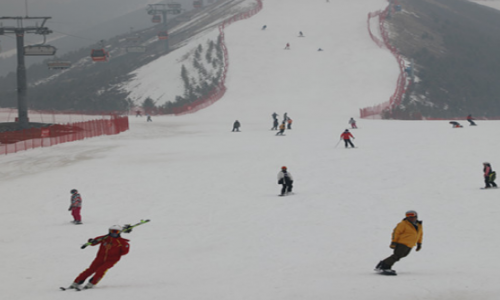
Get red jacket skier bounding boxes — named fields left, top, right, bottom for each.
left=340, top=129, right=355, bottom=148
left=69, top=225, right=130, bottom=289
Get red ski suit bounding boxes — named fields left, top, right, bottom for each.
left=340, top=131, right=354, bottom=140
left=74, top=235, right=130, bottom=285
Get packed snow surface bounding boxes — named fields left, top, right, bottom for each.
left=2, top=1, right=500, bottom=299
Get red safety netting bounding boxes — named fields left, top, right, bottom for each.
left=0, top=116, right=129, bottom=155
left=361, top=0, right=411, bottom=119
left=172, top=0, right=264, bottom=116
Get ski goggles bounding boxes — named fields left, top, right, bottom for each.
left=109, top=229, right=120, bottom=235
left=405, top=212, right=417, bottom=218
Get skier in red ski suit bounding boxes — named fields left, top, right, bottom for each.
left=70, top=225, right=130, bottom=289
left=340, top=129, right=355, bottom=148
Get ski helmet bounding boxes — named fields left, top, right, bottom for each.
left=109, top=225, right=122, bottom=237
left=405, top=210, right=417, bottom=218
left=281, top=166, right=287, bottom=170
left=70, top=189, right=77, bottom=194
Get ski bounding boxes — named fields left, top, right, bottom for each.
left=81, top=219, right=150, bottom=249
left=375, top=269, right=397, bottom=276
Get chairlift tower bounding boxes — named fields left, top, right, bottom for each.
left=0, top=16, right=54, bottom=129
left=146, top=3, right=182, bottom=52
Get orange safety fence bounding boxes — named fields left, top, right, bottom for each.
left=0, top=116, right=129, bottom=155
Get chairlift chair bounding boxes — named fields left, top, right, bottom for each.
left=158, top=31, right=169, bottom=40
left=152, top=15, right=161, bottom=23
left=90, top=49, right=109, bottom=62
left=193, top=1, right=203, bottom=8
left=47, top=60, right=72, bottom=70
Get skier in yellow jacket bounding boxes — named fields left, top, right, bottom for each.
left=375, top=210, right=423, bottom=274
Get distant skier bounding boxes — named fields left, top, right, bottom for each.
left=318, top=48, right=324, bottom=51
left=67, top=225, right=132, bottom=290
left=68, top=189, right=82, bottom=225
left=299, top=31, right=304, bottom=37
left=375, top=210, right=423, bottom=275
left=272, top=112, right=279, bottom=120
left=283, top=112, right=288, bottom=122
left=483, top=162, right=497, bottom=189
left=271, top=118, right=279, bottom=130
left=449, top=121, right=463, bottom=128
left=276, top=122, right=286, bottom=135
left=262, top=25, right=267, bottom=30
left=467, top=114, right=476, bottom=126
left=340, top=129, right=355, bottom=148
left=287, top=118, right=293, bottom=130
left=284, top=43, right=290, bottom=50
left=232, top=120, right=241, bottom=132
left=146, top=114, right=152, bottom=122
left=277, top=166, right=294, bottom=196
left=349, top=117, right=357, bottom=129
left=135, top=110, right=142, bottom=117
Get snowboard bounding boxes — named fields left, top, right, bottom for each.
left=375, top=269, right=397, bottom=276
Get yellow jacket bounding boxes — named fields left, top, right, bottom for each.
left=391, top=219, right=423, bottom=248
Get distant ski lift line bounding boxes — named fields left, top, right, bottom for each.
left=91, top=49, right=109, bottom=62
left=24, top=45, right=57, bottom=56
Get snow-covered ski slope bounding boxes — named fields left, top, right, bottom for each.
left=2, top=1, right=500, bottom=299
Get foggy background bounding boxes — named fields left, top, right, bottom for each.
left=0, top=0, right=195, bottom=75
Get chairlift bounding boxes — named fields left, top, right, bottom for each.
left=126, top=34, right=141, bottom=42
left=90, top=49, right=109, bottom=62
left=193, top=1, right=203, bottom=9
left=152, top=15, right=161, bottom=23
left=158, top=31, right=169, bottom=40
left=47, top=60, right=72, bottom=70
left=24, top=45, right=57, bottom=56
left=126, top=46, right=147, bottom=53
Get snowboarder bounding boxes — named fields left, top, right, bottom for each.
left=67, top=225, right=132, bottom=290
left=340, top=129, right=355, bottom=148
left=375, top=210, right=423, bottom=275
left=262, top=25, right=267, bottom=30
left=467, top=114, right=476, bottom=126
left=276, top=122, right=286, bottom=136
left=277, top=166, right=294, bottom=196
left=449, top=121, right=463, bottom=128
left=271, top=118, right=279, bottom=130
left=483, top=162, right=497, bottom=189
left=68, top=189, right=82, bottom=225
left=287, top=118, right=293, bottom=130
left=146, top=114, right=152, bottom=122
left=232, top=120, right=241, bottom=132
left=349, top=117, right=357, bottom=129
left=284, top=43, right=290, bottom=50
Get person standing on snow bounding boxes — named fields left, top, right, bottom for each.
left=483, top=162, right=497, bottom=189
left=467, top=114, right=476, bottom=126
left=349, top=117, right=357, bottom=129
left=284, top=43, right=290, bottom=50
left=287, top=118, right=293, bottom=130
left=69, top=189, right=82, bottom=225
left=277, top=166, right=294, bottom=196
left=232, top=120, right=241, bottom=132
left=375, top=210, right=423, bottom=274
left=67, top=225, right=132, bottom=290
left=271, top=118, right=279, bottom=130
left=340, top=129, right=355, bottom=148
left=276, top=122, right=286, bottom=136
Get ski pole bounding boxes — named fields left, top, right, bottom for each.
left=335, top=139, right=342, bottom=148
